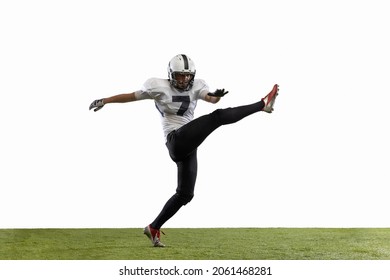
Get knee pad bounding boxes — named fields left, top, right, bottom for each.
left=211, top=108, right=234, bottom=125
left=210, top=108, right=224, bottom=121
left=175, top=192, right=194, bottom=206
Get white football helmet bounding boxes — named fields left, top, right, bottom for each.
left=167, top=54, right=196, bottom=90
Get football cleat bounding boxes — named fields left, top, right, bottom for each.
left=262, top=84, right=279, bottom=113
left=144, top=225, right=165, bottom=247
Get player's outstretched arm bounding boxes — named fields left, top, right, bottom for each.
left=89, top=92, right=137, bottom=112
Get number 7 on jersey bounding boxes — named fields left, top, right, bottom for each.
left=172, top=96, right=190, bottom=116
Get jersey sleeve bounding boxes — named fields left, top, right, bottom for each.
left=134, top=90, right=150, bottom=100
left=194, top=79, right=209, bottom=100
left=134, top=78, right=166, bottom=101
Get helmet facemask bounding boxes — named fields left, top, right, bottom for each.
left=170, top=72, right=195, bottom=90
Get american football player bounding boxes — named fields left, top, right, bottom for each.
left=89, top=54, right=279, bottom=247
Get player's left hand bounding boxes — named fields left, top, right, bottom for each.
left=208, top=89, right=229, bottom=97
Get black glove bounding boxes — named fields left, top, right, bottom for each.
left=89, top=99, right=105, bottom=112
left=207, top=88, right=229, bottom=97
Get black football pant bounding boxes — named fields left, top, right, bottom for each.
left=150, top=100, right=265, bottom=229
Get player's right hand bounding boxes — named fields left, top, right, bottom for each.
left=89, top=99, right=105, bottom=112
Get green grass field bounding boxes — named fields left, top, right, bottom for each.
left=1, top=228, right=389, bottom=260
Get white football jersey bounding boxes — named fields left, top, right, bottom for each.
left=134, top=78, right=209, bottom=139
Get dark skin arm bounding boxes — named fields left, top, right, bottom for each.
left=103, top=92, right=137, bottom=103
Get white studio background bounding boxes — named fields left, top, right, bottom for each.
left=1, top=0, right=389, bottom=228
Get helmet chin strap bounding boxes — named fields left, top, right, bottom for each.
left=176, top=81, right=189, bottom=89
left=171, top=80, right=190, bottom=91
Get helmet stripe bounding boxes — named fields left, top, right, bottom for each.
left=181, top=54, right=189, bottom=70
